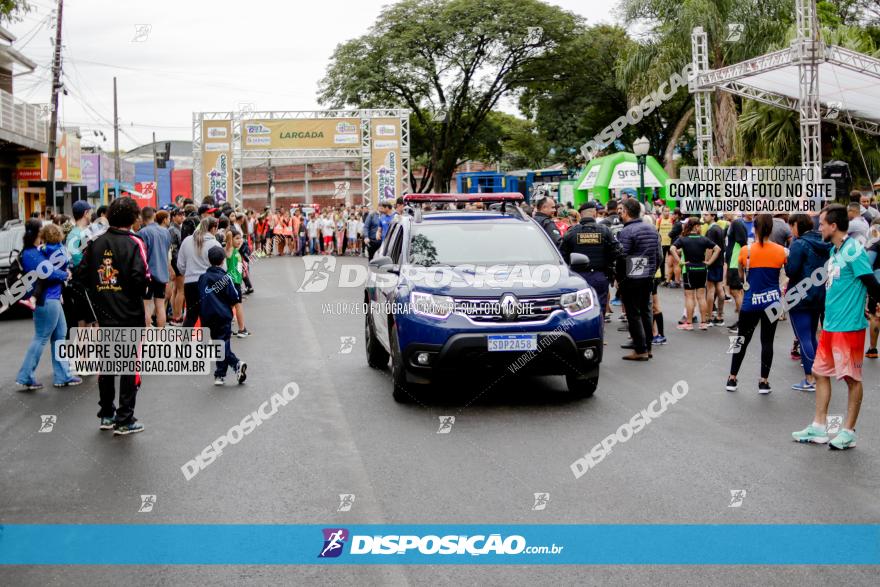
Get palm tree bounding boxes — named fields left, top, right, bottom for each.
left=617, top=0, right=794, bottom=172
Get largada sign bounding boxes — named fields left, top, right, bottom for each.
left=241, top=119, right=360, bottom=150
left=195, top=109, right=410, bottom=207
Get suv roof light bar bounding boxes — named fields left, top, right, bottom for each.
left=402, top=193, right=524, bottom=203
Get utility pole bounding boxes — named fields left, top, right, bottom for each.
left=46, top=0, right=63, bottom=214
left=152, top=131, right=158, bottom=185
left=113, top=76, right=120, bottom=197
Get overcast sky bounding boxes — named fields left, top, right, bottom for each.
left=8, top=0, right=620, bottom=151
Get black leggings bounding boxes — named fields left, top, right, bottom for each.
left=729, top=310, right=778, bottom=379
left=183, top=282, right=201, bottom=328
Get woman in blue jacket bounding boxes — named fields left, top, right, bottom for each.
left=15, top=220, right=82, bottom=390
left=785, top=213, right=832, bottom=392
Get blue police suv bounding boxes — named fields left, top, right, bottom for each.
left=364, top=194, right=604, bottom=403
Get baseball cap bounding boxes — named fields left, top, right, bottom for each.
left=578, top=201, right=598, bottom=212
left=72, top=200, right=92, bottom=216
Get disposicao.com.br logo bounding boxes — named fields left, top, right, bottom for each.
left=318, top=529, right=563, bottom=558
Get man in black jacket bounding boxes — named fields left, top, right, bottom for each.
left=617, top=198, right=663, bottom=361
left=560, top=201, right=622, bottom=313
left=533, top=195, right=562, bottom=248
left=79, top=197, right=149, bottom=435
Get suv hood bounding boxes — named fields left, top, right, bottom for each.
left=400, top=263, right=588, bottom=297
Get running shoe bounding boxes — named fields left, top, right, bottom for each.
left=725, top=376, right=737, bottom=392
left=244, top=288, right=254, bottom=295
left=677, top=317, right=687, bottom=325
left=616, top=314, right=628, bottom=322
left=676, top=322, right=693, bottom=331
left=604, top=314, right=611, bottom=323
left=829, top=429, right=857, bottom=450
left=611, top=299, right=622, bottom=306
left=617, top=325, right=629, bottom=332
left=652, top=335, right=668, bottom=345
left=727, top=322, right=739, bottom=334
left=236, top=329, right=251, bottom=338
left=791, top=340, right=801, bottom=360
left=53, top=377, right=83, bottom=388
left=865, top=348, right=879, bottom=359
left=724, top=295, right=733, bottom=302
left=169, top=318, right=184, bottom=327
left=16, top=381, right=43, bottom=391
left=792, top=424, right=829, bottom=444
left=711, top=318, right=725, bottom=326
left=100, top=417, right=115, bottom=430
left=236, top=362, right=248, bottom=384
left=113, top=421, right=144, bottom=436
left=791, top=379, right=816, bottom=392
left=214, top=377, right=225, bottom=386
left=699, top=322, right=710, bottom=330
left=758, top=381, right=772, bottom=394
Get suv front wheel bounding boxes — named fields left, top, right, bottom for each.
left=389, top=326, right=412, bottom=403
left=566, top=373, right=598, bottom=398
left=365, top=310, right=389, bottom=369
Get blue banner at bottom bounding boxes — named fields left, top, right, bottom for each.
left=0, top=524, right=878, bottom=564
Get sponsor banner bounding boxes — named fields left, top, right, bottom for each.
left=241, top=118, right=360, bottom=150
left=67, top=133, right=82, bottom=183
left=133, top=181, right=158, bottom=209
left=0, top=525, right=878, bottom=564
left=81, top=154, right=100, bottom=193
left=204, top=142, right=231, bottom=152
left=370, top=118, right=402, bottom=207
left=201, top=120, right=233, bottom=203
left=606, top=162, right=662, bottom=190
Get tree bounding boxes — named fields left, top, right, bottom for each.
left=518, top=25, right=632, bottom=169
left=618, top=0, right=794, bottom=167
left=317, top=0, right=580, bottom=192
left=0, top=0, right=30, bottom=23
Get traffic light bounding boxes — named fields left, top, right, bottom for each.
left=156, top=142, right=172, bottom=169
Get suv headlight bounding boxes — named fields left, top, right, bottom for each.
left=560, top=288, right=594, bottom=316
left=411, top=291, right=455, bottom=320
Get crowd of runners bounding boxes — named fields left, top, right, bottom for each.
left=535, top=190, right=880, bottom=451
left=5, top=189, right=880, bottom=448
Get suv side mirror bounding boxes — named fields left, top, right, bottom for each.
left=370, top=255, right=393, bottom=269
left=569, top=252, right=590, bottom=270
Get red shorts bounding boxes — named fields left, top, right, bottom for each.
left=812, top=330, right=865, bottom=382
left=323, top=236, right=332, bottom=245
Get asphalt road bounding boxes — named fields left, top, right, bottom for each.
left=1, top=254, right=878, bottom=585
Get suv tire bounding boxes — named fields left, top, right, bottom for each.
left=566, top=373, right=598, bottom=398
left=390, top=326, right=412, bottom=403
left=365, top=310, right=389, bottom=368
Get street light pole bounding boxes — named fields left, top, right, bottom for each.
left=633, top=136, right=650, bottom=204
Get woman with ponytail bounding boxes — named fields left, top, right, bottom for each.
left=177, top=216, right=222, bottom=327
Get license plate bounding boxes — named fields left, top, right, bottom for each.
left=487, top=334, right=537, bottom=352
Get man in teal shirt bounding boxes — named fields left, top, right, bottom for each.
left=64, top=200, right=98, bottom=327
left=793, top=204, right=880, bottom=450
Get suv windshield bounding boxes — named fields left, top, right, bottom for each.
left=408, top=221, right=561, bottom=266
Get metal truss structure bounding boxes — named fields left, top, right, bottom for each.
left=690, top=0, right=880, bottom=170
left=193, top=109, right=411, bottom=207
left=690, top=27, right=714, bottom=168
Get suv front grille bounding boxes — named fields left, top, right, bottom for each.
left=452, top=295, right=561, bottom=323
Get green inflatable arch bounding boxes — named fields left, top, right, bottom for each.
left=572, top=152, right=673, bottom=208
